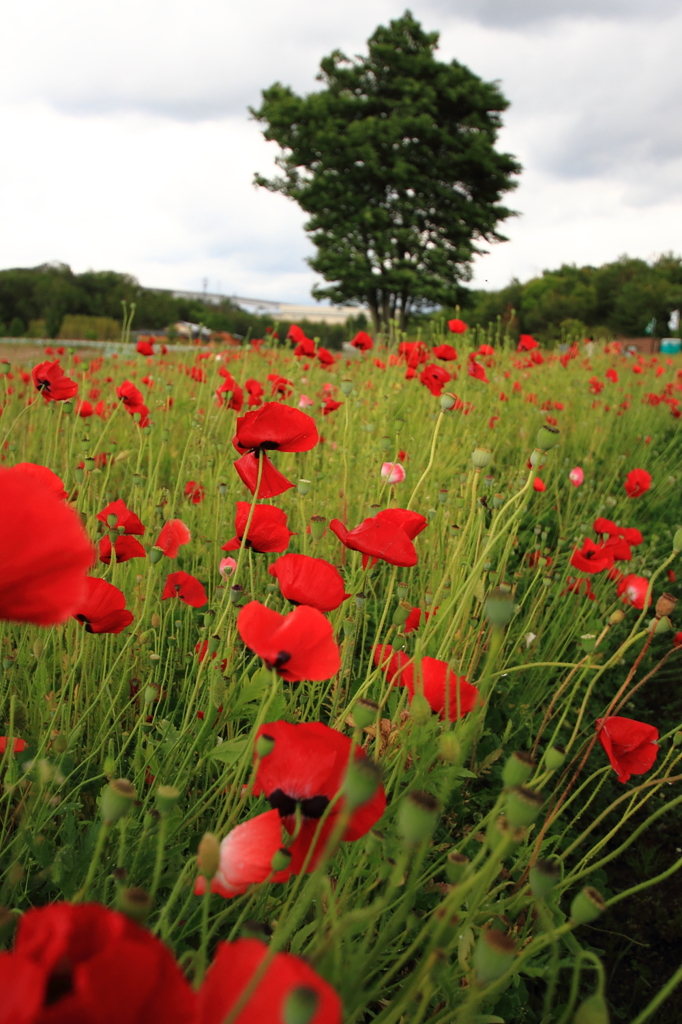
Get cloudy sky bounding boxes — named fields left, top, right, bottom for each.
left=1, top=0, right=680, bottom=303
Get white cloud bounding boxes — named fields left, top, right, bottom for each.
left=0, top=0, right=681, bottom=300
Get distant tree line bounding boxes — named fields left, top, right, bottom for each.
left=456, top=253, right=682, bottom=343
left=0, top=262, right=357, bottom=348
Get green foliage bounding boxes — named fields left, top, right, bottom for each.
left=252, top=11, right=520, bottom=332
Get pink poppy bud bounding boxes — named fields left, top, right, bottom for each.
left=569, top=466, right=584, bottom=487
left=381, top=462, right=406, bottom=484
left=219, top=557, right=238, bottom=578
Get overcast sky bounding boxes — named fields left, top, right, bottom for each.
left=1, top=0, right=680, bottom=303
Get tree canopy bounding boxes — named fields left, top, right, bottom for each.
left=251, top=10, right=521, bottom=332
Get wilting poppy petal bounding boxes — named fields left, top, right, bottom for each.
left=268, top=554, right=350, bottom=612
left=237, top=602, right=340, bottom=682
left=156, top=519, right=191, bottom=558
left=0, top=468, right=94, bottom=626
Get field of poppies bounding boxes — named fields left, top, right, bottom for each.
left=1, top=321, right=681, bottom=1023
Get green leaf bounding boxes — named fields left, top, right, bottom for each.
left=209, top=737, right=249, bottom=764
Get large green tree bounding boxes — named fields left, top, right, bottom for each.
left=251, top=11, right=521, bottom=332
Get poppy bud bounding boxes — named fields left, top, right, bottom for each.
left=155, top=785, right=180, bottom=817
left=117, top=886, right=153, bottom=925
left=536, top=425, right=560, bottom=451
left=649, top=615, right=671, bottom=634
left=529, top=858, right=560, bottom=900
left=573, top=992, right=609, bottom=1024
left=473, top=927, right=516, bottom=985
left=197, top=833, right=220, bottom=879
left=84, top=457, right=96, bottom=472
left=398, top=790, right=441, bottom=845
left=580, top=633, right=597, bottom=653
left=529, top=448, right=546, bottom=468
left=674, top=732, right=682, bottom=748
left=544, top=745, right=565, bottom=771
left=352, top=699, right=379, bottom=730
left=392, top=601, right=412, bottom=626
left=570, top=886, right=606, bottom=925
left=283, top=987, right=319, bottom=1024
left=143, top=685, right=158, bottom=704
left=344, top=758, right=382, bottom=810
left=673, top=528, right=682, bottom=553
left=440, top=392, right=457, bottom=410
left=340, top=378, right=354, bottom=396
left=656, top=593, right=677, bottom=617
left=271, top=847, right=292, bottom=873
left=472, top=447, right=493, bottom=469
left=502, top=751, right=535, bottom=788
left=505, top=786, right=544, bottom=828
left=410, top=692, right=432, bottom=726
left=256, top=733, right=276, bottom=759
left=609, top=609, right=625, bottom=625
left=297, top=478, right=312, bottom=496
left=484, top=587, right=514, bottom=627
left=149, top=545, right=164, bottom=564
left=310, top=515, right=327, bottom=541
left=100, top=778, right=136, bottom=823
left=439, top=731, right=461, bottom=763
left=207, top=634, right=220, bottom=656
left=446, top=850, right=470, bottom=884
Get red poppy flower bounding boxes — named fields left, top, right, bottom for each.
left=185, top=481, right=205, bottom=504
left=96, top=499, right=145, bottom=535
left=533, top=477, right=546, bottom=492
left=288, top=324, right=315, bottom=352
left=351, top=330, right=373, bottom=352
left=570, top=538, right=615, bottom=574
left=317, top=347, right=335, bottom=368
left=197, top=938, right=341, bottom=1024
left=624, top=468, right=652, bottom=498
left=374, top=646, right=479, bottom=721
left=222, top=503, right=293, bottom=554
left=673, top=631, right=682, bottom=648
left=432, top=343, right=458, bottom=361
left=596, top=716, right=659, bottom=783
left=448, top=318, right=468, bottom=333
left=74, top=577, right=134, bottom=634
left=237, top=602, right=340, bottom=682
left=253, top=720, right=386, bottom=872
left=8, top=462, right=68, bottom=501
left=216, top=370, right=244, bottom=411
left=98, top=535, right=146, bottom=564
left=268, top=554, right=350, bottom=612
left=244, top=378, right=264, bottom=407
left=0, top=736, right=27, bottom=754
left=419, top=364, right=451, bottom=396
left=31, top=360, right=78, bottom=402
left=467, top=358, right=489, bottom=384
left=617, top=574, right=651, bottom=610
left=156, top=519, right=191, bottom=558
left=232, top=402, right=319, bottom=499
left=0, top=468, right=94, bottom=626
left=517, top=335, right=538, bottom=351
left=322, top=396, right=342, bottom=415
left=399, top=340, right=428, bottom=368
left=3, top=901, right=195, bottom=1024
left=162, top=571, right=208, bottom=608
left=477, top=344, right=495, bottom=356
left=293, top=335, right=317, bottom=358
left=76, top=400, right=93, bottom=417
left=116, top=380, right=146, bottom=413
left=268, top=374, right=294, bottom=398
left=136, top=339, right=154, bottom=356
left=194, top=809, right=291, bottom=899
left=330, top=509, right=427, bottom=568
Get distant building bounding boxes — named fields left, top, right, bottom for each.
left=147, top=287, right=366, bottom=325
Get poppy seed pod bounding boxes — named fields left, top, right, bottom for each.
left=484, top=587, right=514, bottom=627
left=100, top=778, right=136, bottom=824
left=473, top=927, right=516, bottom=985
left=536, top=425, right=560, bottom=451
left=472, top=447, right=493, bottom=469
left=649, top=615, right=671, bottom=634
left=116, top=886, right=154, bottom=925
left=440, top=392, right=457, bottom=410
left=340, top=378, right=354, bottom=396
left=529, top=858, right=560, bottom=900
left=398, top=790, right=441, bottom=845
left=544, top=745, right=566, bottom=771
left=343, top=758, right=382, bottom=810
left=197, top=833, right=221, bottom=879
left=309, top=515, right=327, bottom=541
left=502, top=751, right=536, bottom=788
left=573, top=992, right=610, bottom=1024
left=492, top=492, right=505, bottom=509
left=270, top=847, right=293, bottom=873
left=352, top=699, right=379, bottom=730
left=284, top=986, right=319, bottom=1024
left=392, top=601, right=412, bottom=626
left=570, top=886, right=606, bottom=925
left=529, top=448, right=547, bottom=468
left=255, top=733, right=276, bottom=758
left=505, top=786, right=544, bottom=828
left=656, top=593, right=677, bottom=618
left=609, top=608, right=626, bottom=625
left=297, top=479, right=311, bottom=496
left=673, top=528, right=682, bottom=552
left=155, top=785, right=180, bottom=817
left=446, top=850, right=470, bottom=884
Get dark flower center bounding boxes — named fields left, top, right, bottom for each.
left=269, top=650, right=291, bottom=670
left=45, top=958, right=73, bottom=1005
left=37, top=379, right=50, bottom=391
left=268, top=788, right=330, bottom=820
